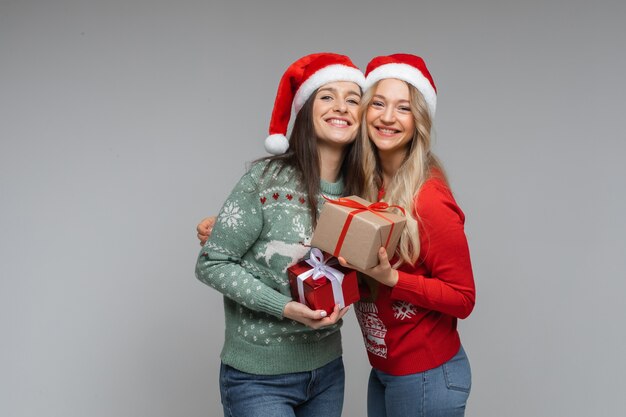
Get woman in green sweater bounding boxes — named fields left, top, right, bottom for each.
left=195, top=53, right=365, bottom=417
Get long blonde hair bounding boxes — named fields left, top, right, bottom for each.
left=357, top=80, right=447, bottom=266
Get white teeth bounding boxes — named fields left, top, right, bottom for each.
left=379, top=128, right=397, bottom=134
left=328, top=119, right=348, bottom=126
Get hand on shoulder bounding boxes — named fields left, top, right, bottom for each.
left=197, top=216, right=216, bottom=245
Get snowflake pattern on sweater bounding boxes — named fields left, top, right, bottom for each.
left=219, top=201, right=243, bottom=229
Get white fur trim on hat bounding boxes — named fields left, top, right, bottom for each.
left=293, top=64, right=366, bottom=113
left=264, top=134, right=289, bottom=155
left=365, top=63, right=437, bottom=117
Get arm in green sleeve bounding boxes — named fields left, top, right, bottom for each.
left=195, top=168, right=291, bottom=318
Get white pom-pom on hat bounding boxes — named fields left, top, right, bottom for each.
left=264, top=134, right=289, bottom=155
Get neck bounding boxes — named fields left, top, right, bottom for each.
left=379, top=148, right=407, bottom=186
left=318, top=143, right=346, bottom=183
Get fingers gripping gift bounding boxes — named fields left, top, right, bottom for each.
left=287, top=248, right=360, bottom=315
left=311, top=196, right=407, bottom=270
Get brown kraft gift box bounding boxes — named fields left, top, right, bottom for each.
left=311, top=195, right=407, bottom=270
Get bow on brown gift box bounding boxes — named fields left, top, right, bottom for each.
left=310, top=196, right=407, bottom=270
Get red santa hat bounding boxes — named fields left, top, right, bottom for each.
left=265, top=53, right=366, bottom=155
left=364, top=53, right=437, bottom=118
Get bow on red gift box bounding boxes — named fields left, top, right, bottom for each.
left=296, top=248, right=346, bottom=308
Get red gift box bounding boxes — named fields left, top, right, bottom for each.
left=287, top=249, right=360, bottom=315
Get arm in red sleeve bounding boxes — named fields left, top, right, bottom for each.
left=390, top=179, right=476, bottom=319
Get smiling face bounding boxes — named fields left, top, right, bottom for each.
left=312, top=81, right=361, bottom=149
left=366, top=78, right=415, bottom=157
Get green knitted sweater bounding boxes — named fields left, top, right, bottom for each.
left=195, top=160, right=344, bottom=375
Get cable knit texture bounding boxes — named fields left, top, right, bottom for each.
left=196, top=160, right=345, bottom=375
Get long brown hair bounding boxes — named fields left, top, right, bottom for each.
left=259, top=89, right=362, bottom=227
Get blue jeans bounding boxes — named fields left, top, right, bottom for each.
left=367, top=346, right=471, bottom=417
left=219, top=357, right=345, bottom=417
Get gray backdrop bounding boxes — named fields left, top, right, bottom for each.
left=2, top=1, right=625, bottom=416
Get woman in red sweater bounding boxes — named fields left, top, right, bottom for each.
left=339, top=54, right=476, bottom=417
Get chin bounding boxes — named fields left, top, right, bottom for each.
left=326, top=133, right=356, bottom=145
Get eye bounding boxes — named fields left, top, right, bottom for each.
left=371, top=100, right=384, bottom=108
left=347, top=98, right=360, bottom=105
left=319, top=95, right=333, bottom=101
left=399, top=106, right=411, bottom=112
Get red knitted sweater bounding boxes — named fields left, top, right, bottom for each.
left=354, top=176, right=476, bottom=375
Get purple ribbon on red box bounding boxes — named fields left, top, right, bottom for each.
left=296, top=248, right=346, bottom=308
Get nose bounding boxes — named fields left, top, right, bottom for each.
left=380, top=106, right=395, bottom=124
left=334, top=99, right=348, bottom=113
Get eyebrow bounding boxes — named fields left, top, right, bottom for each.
left=318, top=87, right=362, bottom=97
left=372, top=94, right=410, bottom=103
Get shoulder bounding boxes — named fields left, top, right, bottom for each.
left=235, top=159, right=291, bottom=191
left=247, top=159, right=299, bottom=187
left=414, top=175, right=465, bottom=224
